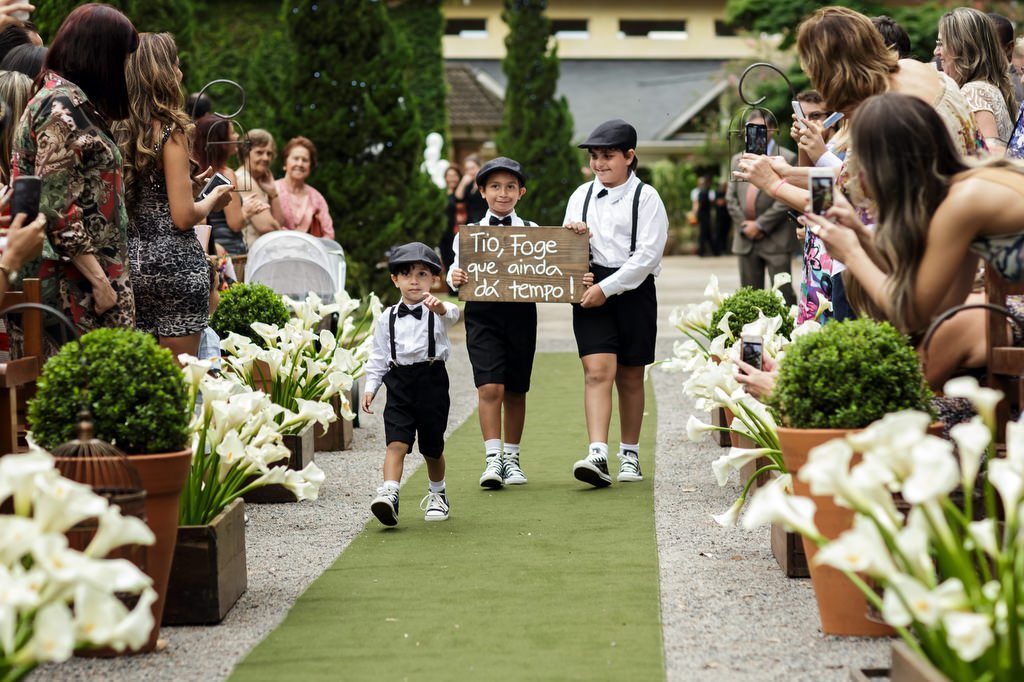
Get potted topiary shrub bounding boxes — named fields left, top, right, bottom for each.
left=209, top=282, right=291, bottom=350
left=28, top=328, right=192, bottom=652
left=710, top=286, right=795, bottom=342
left=767, top=318, right=933, bottom=637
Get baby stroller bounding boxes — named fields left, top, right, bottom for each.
left=245, top=231, right=346, bottom=300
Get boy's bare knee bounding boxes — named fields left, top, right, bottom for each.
left=478, top=384, right=504, bottom=403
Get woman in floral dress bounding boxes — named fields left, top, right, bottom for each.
left=11, top=5, right=139, bottom=333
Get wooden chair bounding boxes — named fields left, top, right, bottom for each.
left=0, top=278, right=43, bottom=454
left=985, top=269, right=1024, bottom=440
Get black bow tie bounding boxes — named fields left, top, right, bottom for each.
left=596, top=189, right=609, bottom=198
left=397, top=303, right=422, bottom=319
left=489, top=215, right=512, bottom=226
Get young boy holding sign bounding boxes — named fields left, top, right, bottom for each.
left=447, top=157, right=539, bottom=489
left=563, top=120, right=669, bottom=487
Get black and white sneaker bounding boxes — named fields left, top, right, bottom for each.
left=573, top=449, right=612, bottom=488
left=502, top=452, right=528, bottom=485
left=617, top=451, right=643, bottom=482
left=370, top=486, right=400, bottom=526
left=479, top=454, right=504, bottom=489
left=420, top=490, right=450, bottom=521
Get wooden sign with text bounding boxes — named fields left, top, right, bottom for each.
left=457, top=226, right=589, bottom=303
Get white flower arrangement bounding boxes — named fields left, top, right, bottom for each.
left=178, top=359, right=326, bottom=526
left=0, top=448, right=158, bottom=680
left=741, top=378, right=1023, bottom=677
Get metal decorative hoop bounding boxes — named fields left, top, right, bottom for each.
left=728, top=63, right=797, bottom=180
left=0, top=302, right=79, bottom=349
left=737, top=62, right=797, bottom=107
left=919, top=302, right=1024, bottom=373
left=192, top=79, right=252, bottom=192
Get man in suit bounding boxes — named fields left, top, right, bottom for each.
left=726, top=112, right=798, bottom=305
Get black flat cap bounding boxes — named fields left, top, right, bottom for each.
left=578, top=119, right=637, bottom=150
left=476, top=156, right=526, bottom=187
left=388, top=242, right=442, bottom=274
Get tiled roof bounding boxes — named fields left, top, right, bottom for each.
left=446, top=63, right=505, bottom=129
left=450, top=59, right=727, bottom=142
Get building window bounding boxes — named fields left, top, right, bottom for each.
left=550, top=19, right=589, bottom=39
left=445, top=18, right=487, bottom=39
left=618, top=19, right=688, bottom=40
left=715, top=20, right=737, bottom=37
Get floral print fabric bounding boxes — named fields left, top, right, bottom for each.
left=12, top=72, right=134, bottom=332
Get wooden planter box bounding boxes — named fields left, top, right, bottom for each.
left=771, top=521, right=809, bottom=579
left=709, top=407, right=731, bottom=447
left=314, top=391, right=354, bottom=452
left=850, top=641, right=950, bottom=682
left=163, top=498, right=247, bottom=625
left=243, top=423, right=315, bottom=503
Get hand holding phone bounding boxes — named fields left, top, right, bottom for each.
left=11, top=175, right=40, bottom=223
left=791, top=100, right=807, bottom=131
left=745, top=123, right=768, bottom=155
left=820, top=111, right=844, bottom=129
left=198, top=172, right=232, bottom=201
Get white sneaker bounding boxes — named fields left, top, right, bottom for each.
left=572, top=449, right=612, bottom=488
left=479, top=455, right=504, bottom=489
left=617, top=451, right=643, bottom=482
left=502, top=452, right=528, bottom=485
left=420, top=490, right=449, bottom=521
left=370, top=487, right=400, bottom=526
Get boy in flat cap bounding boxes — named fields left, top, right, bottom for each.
left=447, top=156, right=538, bottom=490
left=563, top=119, right=668, bottom=488
left=363, top=242, right=461, bottom=526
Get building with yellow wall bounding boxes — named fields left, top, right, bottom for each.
left=442, top=0, right=762, bottom=165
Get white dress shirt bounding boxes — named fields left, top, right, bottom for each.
left=363, top=300, right=460, bottom=396
left=446, top=209, right=537, bottom=291
left=562, top=172, right=668, bottom=298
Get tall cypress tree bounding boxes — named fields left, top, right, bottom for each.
left=496, top=0, right=580, bottom=226
left=284, top=0, right=445, bottom=297
left=389, top=0, right=448, bottom=143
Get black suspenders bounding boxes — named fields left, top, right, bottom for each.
left=389, top=307, right=436, bottom=365
left=580, top=180, right=645, bottom=257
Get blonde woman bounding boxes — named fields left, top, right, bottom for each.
left=0, top=69, right=31, bottom=184
left=235, top=128, right=283, bottom=247
left=935, top=7, right=1015, bottom=155
left=117, top=32, right=232, bottom=359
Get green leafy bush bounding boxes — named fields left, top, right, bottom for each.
left=768, top=319, right=932, bottom=429
left=28, top=328, right=189, bottom=454
left=710, top=286, right=794, bottom=339
left=209, top=282, right=290, bottom=347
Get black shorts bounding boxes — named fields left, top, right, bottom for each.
left=382, top=361, right=449, bottom=458
left=572, top=265, right=657, bottom=366
left=465, top=301, right=537, bottom=393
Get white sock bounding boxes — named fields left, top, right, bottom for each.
left=429, top=478, right=445, bottom=493
left=484, top=438, right=502, bottom=457
left=619, top=443, right=639, bottom=458
left=504, top=443, right=520, bottom=455
left=589, top=442, right=609, bottom=458
left=383, top=480, right=400, bottom=492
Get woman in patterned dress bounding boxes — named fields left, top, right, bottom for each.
left=117, top=33, right=233, bottom=360
left=11, top=4, right=138, bottom=333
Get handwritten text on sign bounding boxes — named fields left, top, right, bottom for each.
left=458, top=226, right=589, bottom=303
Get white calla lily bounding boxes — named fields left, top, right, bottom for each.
left=85, top=506, right=156, bottom=559
left=711, top=447, right=774, bottom=486
left=949, top=417, right=989, bottom=490
left=712, top=498, right=744, bottom=527
left=902, top=436, right=959, bottom=504
left=741, top=479, right=820, bottom=540
left=943, top=612, right=994, bottom=662
left=943, top=376, right=1003, bottom=427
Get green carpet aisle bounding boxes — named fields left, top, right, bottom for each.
left=231, top=353, right=664, bottom=682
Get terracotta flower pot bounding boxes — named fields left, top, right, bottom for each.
left=777, top=427, right=894, bottom=637
left=126, top=449, right=193, bottom=651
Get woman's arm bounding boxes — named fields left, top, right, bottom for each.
left=973, top=110, right=1007, bottom=156
left=310, top=186, right=334, bottom=239
left=732, top=154, right=810, bottom=211
left=221, top=167, right=244, bottom=233
left=165, top=131, right=232, bottom=230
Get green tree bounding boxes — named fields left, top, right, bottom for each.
left=389, top=0, right=448, bottom=144
left=283, top=0, right=445, bottom=297
left=496, top=0, right=580, bottom=226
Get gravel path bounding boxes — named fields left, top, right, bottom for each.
left=39, top=257, right=892, bottom=680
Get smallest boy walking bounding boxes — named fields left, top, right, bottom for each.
left=363, top=243, right=460, bottom=527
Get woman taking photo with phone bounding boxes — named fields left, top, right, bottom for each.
left=118, top=32, right=232, bottom=359
left=193, top=113, right=245, bottom=254
left=11, top=4, right=139, bottom=332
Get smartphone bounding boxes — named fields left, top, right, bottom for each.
left=744, top=122, right=768, bottom=155
left=809, top=168, right=835, bottom=216
left=791, top=100, right=807, bottom=131
left=741, top=335, right=764, bottom=370
left=198, top=172, right=232, bottom=200
left=11, top=175, right=41, bottom=223
left=821, top=111, right=844, bottom=129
